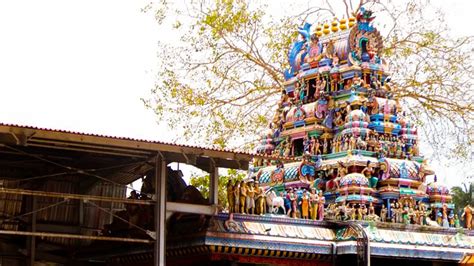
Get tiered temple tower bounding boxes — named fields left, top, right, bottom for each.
left=252, top=8, right=454, bottom=223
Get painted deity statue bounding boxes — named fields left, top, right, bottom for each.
left=300, top=190, right=310, bottom=219
left=246, top=181, right=256, bottom=214
left=318, top=190, right=325, bottom=220
left=226, top=180, right=235, bottom=213
left=271, top=161, right=285, bottom=184
left=309, top=188, right=319, bottom=220
left=312, top=137, right=320, bottom=155
left=380, top=205, right=387, bottom=222
left=289, top=189, right=298, bottom=218
left=442, top=204, right=449, bottom=228
left=368, top=202, right=375, bottom=216
left=333, top=161, right=348, bottom=190
left=462, top=205, right=473, bottom=230
left=233, top=181, right=241, bottom=213
left=306, top=33, right=323, bottom=64
left=254, top=181, right=266, bottom=215
left=361, top=161, right=378, bottom=188
left=349, top=204, right=356, bottom=220
left=239, top=182, right=248, bottom=214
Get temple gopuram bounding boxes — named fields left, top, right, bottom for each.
left=169, top=8, right=474, bottom=266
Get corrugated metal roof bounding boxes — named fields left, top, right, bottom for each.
left=0, top=122, right=298, bottom=162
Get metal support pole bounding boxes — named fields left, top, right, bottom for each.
left=209, top=159, right=218, bottom=205
left=29, top=196, right=37, bottom=266
left=154, top=155, right=167, bottom=266
left=79, top=199, right=84, bottom=226
left=0, top=230, right=153, bottom=243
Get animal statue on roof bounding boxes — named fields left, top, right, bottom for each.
left=284, top=22, right=312, bottom=79
left=355, top=7, right=375, bottom=32
left=266, top=189, right=286, bottom=214
left=356, top=137, right=367, bottom=150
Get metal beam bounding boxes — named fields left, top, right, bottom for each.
left=209, top=159, right=218, bottom=205
left=30, top=196, right=37, bottom=266
left=166, top=202, right=217, bottom=216
left=0, top=188, right=154, bottom=205
left=0, top=230, right=153, bottom=244
left=154, top=155, right=166, bottom=266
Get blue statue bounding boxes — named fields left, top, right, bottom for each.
left=356, top=7, right=375, bottom=32
left=314, top=154, right=323, bottom=169
left=284, top=23, right=312, bottom=79
left=399, top=161, right=408, bottom=179
left=323, top=109, right=335, bottom=129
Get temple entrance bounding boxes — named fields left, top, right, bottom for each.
left=293, top=138, right=304, bottom=156
left=308, top=78, right=317, bottom=102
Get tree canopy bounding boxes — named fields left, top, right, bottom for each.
left=143, top=0, right=473, bottom=164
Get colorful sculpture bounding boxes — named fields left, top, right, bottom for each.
left=224, top=9, right=461, bottom=231
left=462, top=205, right=473, bottom=230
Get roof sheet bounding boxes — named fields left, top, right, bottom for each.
left=0, top=122, right=298, bottom=163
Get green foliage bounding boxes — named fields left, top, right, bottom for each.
left=189, top=168, right=245, bottom=207
left=451, top=183, right=473, bottom=214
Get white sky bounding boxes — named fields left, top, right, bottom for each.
left=0, top=0, right=472, bottom=187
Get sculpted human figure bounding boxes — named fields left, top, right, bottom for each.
left=441, top=204, right=449, bottom=228
left=226, top=180, right=235, bottom=213
left=395, top=202, right=402, bottom=223
left=380, top=205, right=387, bottom=222
left=312, top=137, right=320, bottom=155
left=361, top=204, right=368, bottom=220
left=309, top=188, right=319, bottom=220
left=368, top=96, right=379, bottom=115
left=449, top=210, right=455, bottom=228
left=294, top=82, right=301, bottom=103
left=318, top=190, right=325, bottom=220
left=350, top=204, right=356, bottom=220
left=418, top=159, right=429, bottom=183
left=303, top=136, right=311, bottom=154
left=418, top=201, right=427, bottom=225
left=402, top=203, right=410, bottom=224
left=284, top=141, right=292, bottom=157
left=318, top=76, right=327, bottom=93
left=310, top=136, right=317, bottom=155
left=436, top=208, right=443, bottom=225
left=361, top=161, right=378, bottom=188
left=313, top=76, right=322, bottom=100
left=239, top=181, right=247, bottom=214
left=455, top=214, right=460, bottom=228
left=322, top=138, right=328, bottom=154
left=254, top=181, right=265, bottom=215
left=335, top=137, right=342, bottom=153
left=300, top=190, right=310, bottom=219
left=333, top=111, right=344, bottom=127
left=334, top=161, right=347, bottom=190
left=411, top=141, right=419, bottom=156
left=357, top=205, right=363, bottom=220
left=246, top=181, right=256, bottom=214
left=340, top=136, right=349, bottom=151
left=234, top=181, right=241, bottom=213
left=461, top=204, right=473, bottom=230
left=289, top=189, right=298, bottom=218
left=307, top=34, right=322, bottom=63
left=368, top=202, right=375, bottom=216
left=352, top=73, right=366, bottom=89
left=349, top=135, right=356, bottom=150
